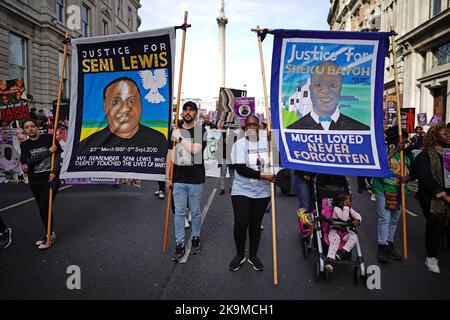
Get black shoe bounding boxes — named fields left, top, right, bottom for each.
left=191, top=236, right=201, bottom=254
left=377, top=244, right=388, bottom=263
left=336, top=249, right=351, bottom=261
left=219, top=189, right=225, bottom=195
left=248, top=256, right=264, bottom=271
left=0, top=227, right=12, bottom=250
left=172, top=243, right=185, bottom=262
left=387, top=242, right=402, bottom=260
left=229, top=255, right=246, bottom=271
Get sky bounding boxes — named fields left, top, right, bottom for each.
left=138, top=0, right=330, bottom=109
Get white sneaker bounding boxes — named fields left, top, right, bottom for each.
left=36, top=232, right=56, bottom=246
left=38, top=240, right=54, bottom=250
left=425, top=257, right=440, bottom=274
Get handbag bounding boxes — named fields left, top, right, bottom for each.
left=384, top=191, right=400, bottom=210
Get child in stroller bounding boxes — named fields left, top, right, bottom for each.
left=324, top=193, right=362, bottom=272
left=313, top=174, right=366, bottom=284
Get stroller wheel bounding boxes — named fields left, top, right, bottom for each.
left=301, top=239, right=308, bottom=259
left=323, top=269, right=330, bottom=283
left=354, top=266, right=366, bottom=286
left=314, top=261, right=320, bottom=282
left=353, top=266, right=360, bottom=285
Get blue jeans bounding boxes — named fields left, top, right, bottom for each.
left=173, top=183, right=204, bottom=244
left=293, top=174, right=312, bottom=211
left=376, top=192, right=401, bottom=245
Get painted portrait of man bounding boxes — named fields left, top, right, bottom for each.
left=77, top=77, right=167, bottom=157
left=287, top=60, right=369, bottom=131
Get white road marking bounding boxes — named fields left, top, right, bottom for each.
left=0, top=185, right=72, bottom=212
left=406, top=209, right=418, bottom=217
left=178, top=187, right=217, bottom=264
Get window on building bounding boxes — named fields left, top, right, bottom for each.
left=432, top=86, right=447, bottom=120
left=56, top=0, right=64, bottom=23
left=296, top=99, right=299, bottom=103
left=303, top=91, right=308, bottom=98
left=128, top=7, right=132, bottom=28
left=430, top=0, right=442, bottom=17
left=431, top=42, right=450, bottom=67
left=117, top=0, right=123, bottom=18
left=102, top=20, right=109, bottom=35
left=9, top=32, right=27, bottom=87
left=81, top=4, right=90, bottom=37
left=290, top=98, right=294, bottom=105
left=58, top=52, right=70, bottom=99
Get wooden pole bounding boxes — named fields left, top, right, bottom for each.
left=163, top=11, right=190, bottom=252
left=46, top=31, right=69, bottom=246
left=391, top=28, right=407, bottom=259
left=253, top=26, right=278, bottom=285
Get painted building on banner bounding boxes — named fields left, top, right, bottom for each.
left=328, top=0, right=450, bottom=124
left=287, top=77, right=312, bottom=118
left=0, top=0, right=141, bottom=112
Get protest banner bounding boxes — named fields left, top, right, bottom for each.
left=234, top=97, right=255, bottom=127
left=270, top=29, right=391, bottom=177
left=428, top=115, right=442, bottom=127
left=0, top=125, right=27, bottom=183
left=0, top=140, right=24, bottom=183
left=400, top=108, right=415, bottom=133
left=444, top=148, right=450, bottom=188
left=203, top=128, right=222, bottom=178
left=216, top=87, right=247, bottom=129
left=0, top=78, right=30, bottom=123
left=61, top=28, right=175, bottom=181
left=417, top=112, right=427, bottom=126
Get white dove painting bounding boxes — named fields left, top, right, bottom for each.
left=139, top=69, right=168, bottom=104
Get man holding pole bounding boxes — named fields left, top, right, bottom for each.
left=20, top=118, right=62, bottom=250
left=166, top=101, right=207, bottom=262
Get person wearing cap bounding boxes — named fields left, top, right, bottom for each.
left=78, top=77, right=167, bottom=160
left=166, top=101, right=207, bottom=262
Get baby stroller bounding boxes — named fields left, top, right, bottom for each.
left=312, top=174, right=366, bottom=285
left=297, top=207, right=315, bottom=258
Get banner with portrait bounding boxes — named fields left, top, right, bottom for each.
left=428, top=115, right=442, bottom=127
left=417, top=113, right=427, bottom=127
left=61, top=28, right=175, bottom=180
left=270, top=29, right=391, bottom=177
left=0, top=78, right=29, bottom=123
left=444, top=148, right=450, bottom=188
left=234, top=97, right=255, bottom=127
left=400, top=108, right=415, bottom=133
left=0, top=127, right=27, bottom=183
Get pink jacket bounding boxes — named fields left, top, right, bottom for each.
left=332, top=206, right=362, bottom=223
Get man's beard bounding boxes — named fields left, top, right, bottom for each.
left=183, top=115, right=194, bottom=123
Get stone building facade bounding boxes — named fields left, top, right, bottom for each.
left=0, top=0, right=141, bottom=113
left=328, top=0, right=450, bottom=124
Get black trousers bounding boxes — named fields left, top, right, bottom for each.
left=231, top=195, right=270, bottom=258
left=0, top=216, right=6, bottom=232
left=357, top=177, right=369, bottom=190
left=29, top=181, right=60, bottom=234
left=157, top=181, right=165, bottom=192
left=418, top=196, right=447, bottom=258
